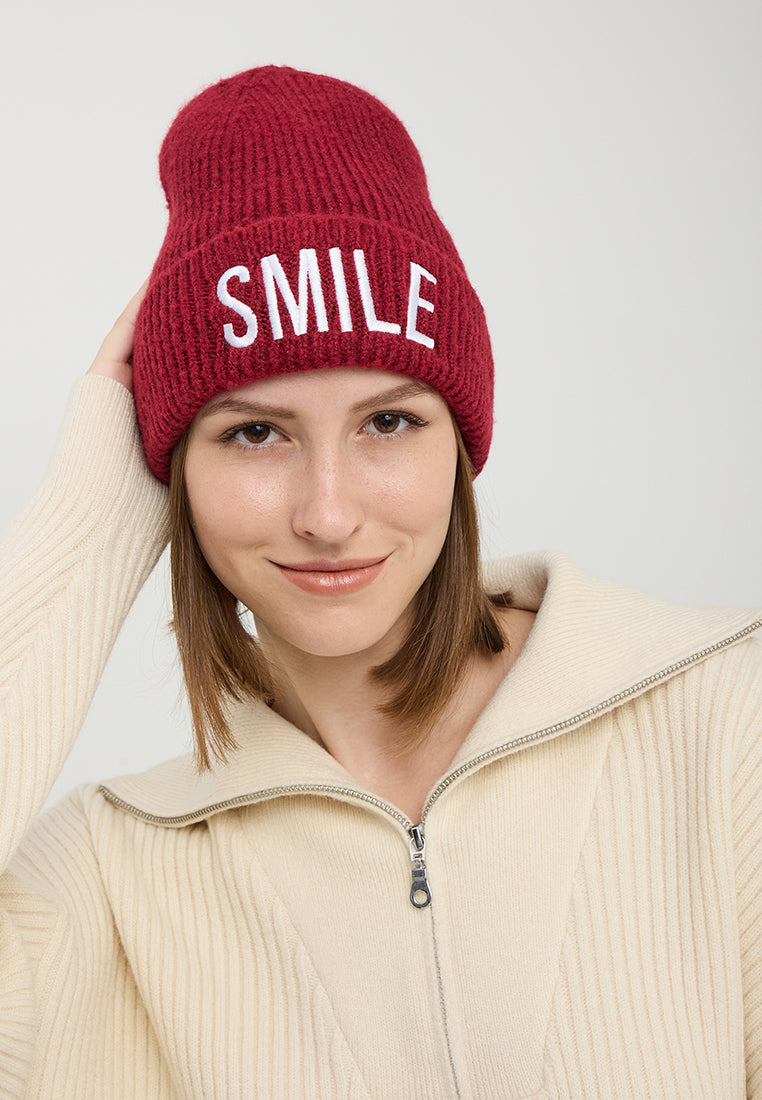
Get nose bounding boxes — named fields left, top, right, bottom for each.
left=291, top=449, right=365, bottom=544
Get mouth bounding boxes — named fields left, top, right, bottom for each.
left=272, top=556, right=389, bottom=594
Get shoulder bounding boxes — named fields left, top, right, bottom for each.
left=2, top=784, right=121, bottom=950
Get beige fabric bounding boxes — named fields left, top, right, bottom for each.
left=0, top=377, right=760, bottom=1098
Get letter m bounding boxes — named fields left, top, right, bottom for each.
left=260, top=249, right=329, bottom=339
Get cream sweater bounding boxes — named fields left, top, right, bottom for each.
left=0, top=377, right=760, bottom=1099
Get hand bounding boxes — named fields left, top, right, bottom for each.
left=86, top=280, right=149, bottom=394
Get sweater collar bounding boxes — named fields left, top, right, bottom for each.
left=100, top=552, right=762, bottom=825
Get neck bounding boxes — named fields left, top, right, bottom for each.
left=255, top=607, right=535, bottom=823
left=261, top=630, right=404, bottom=758
left=270, top=653, right=471, bottom=822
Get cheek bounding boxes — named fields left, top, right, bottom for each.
left=369, top=439, right=457, bottom=544
left=184, top=459, right=284, bottom=572
left=417, top=470, right=458, bottom=547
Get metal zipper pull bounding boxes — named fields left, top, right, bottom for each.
left=408, top=825, right=432, bottom=908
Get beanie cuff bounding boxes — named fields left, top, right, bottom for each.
left=134, top=213, right=492, bottom=482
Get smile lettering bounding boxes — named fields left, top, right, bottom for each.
left=217, top=248, right=437, bottom=349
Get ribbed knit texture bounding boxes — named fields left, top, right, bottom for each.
left=133, top=67, right=494, bottom=482
left=1, top=379, right=761, bottom=1097
left=0, top=377, right=168, bottom=1097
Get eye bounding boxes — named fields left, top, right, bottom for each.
left=223, top=422, right=282, bottom=446
left=364, top=411, right=427, bottom=436
left=369, top=413, right=404, bottom=434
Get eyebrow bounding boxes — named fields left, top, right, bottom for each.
left=199, top=379, right=433, bottom=421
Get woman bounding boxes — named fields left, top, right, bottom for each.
left=1, top=66, right=760, bottom=1099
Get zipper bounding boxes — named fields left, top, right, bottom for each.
left=101, top=779, right=432, bottom=907
left=418, top=616, right=762, bottom=820
left=99, top=781, right=412, bottom=830
left=98, top=618, right=760, bottom=1100
left=408, top=824, right=432, bottom=908
left=100, top=616, right=762, bottom=904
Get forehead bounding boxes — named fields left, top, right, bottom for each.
left=199, top=367, right=437, bottom=417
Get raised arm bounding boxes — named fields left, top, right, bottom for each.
left=0, top=286, right=169, bottom=872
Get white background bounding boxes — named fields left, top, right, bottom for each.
left=0, top=0, right=759, bottom=803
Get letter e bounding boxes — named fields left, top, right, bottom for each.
left=406, top=263, right=436, bottom=349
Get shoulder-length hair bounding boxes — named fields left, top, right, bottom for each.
left=170, top=426, right=512, bottom=770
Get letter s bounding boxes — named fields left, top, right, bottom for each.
left=217, top=266, right=258, bottom=348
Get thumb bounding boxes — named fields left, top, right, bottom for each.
left=86, top=279, right=150, bottom=394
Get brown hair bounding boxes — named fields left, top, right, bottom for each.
left=170, top=428, right=511, bottom=770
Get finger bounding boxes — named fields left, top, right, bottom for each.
left=87, top=278, right=150, bottom=392
left=95, top=278, right=150, bottom=364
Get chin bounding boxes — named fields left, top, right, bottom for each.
left=257, top=609, right=410, bottom=664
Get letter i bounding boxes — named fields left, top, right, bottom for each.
left=329, top=247, right=353, bottom=331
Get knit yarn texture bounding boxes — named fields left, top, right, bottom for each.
left=133, top=66, right=494, bottom=482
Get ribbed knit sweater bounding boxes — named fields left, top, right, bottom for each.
left=0, top=376, right=760, bottom=1099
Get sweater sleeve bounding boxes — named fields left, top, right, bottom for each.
left=732, top=639, right=762, bottom=1099
left=0, top=376, right=169, bottom=1095
left=0, top=374, right=168, bottom=874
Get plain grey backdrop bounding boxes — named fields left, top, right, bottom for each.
left=0, top=0, right=759, bottom=804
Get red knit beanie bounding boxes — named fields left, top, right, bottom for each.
left=133, top=66, right=494, bottom=482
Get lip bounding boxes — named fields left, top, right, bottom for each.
left=272, top=556, right=389, bottom=594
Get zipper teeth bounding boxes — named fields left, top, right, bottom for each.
left=419, top=617, right=762, bottom=817
left=430, top=905, right=462, bottom=1099
left=98, top=782, right=412, bottom=829
left=100, top=618, right=762, bottom=828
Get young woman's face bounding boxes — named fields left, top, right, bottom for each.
left=184, top=367, right=458, bottom=663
